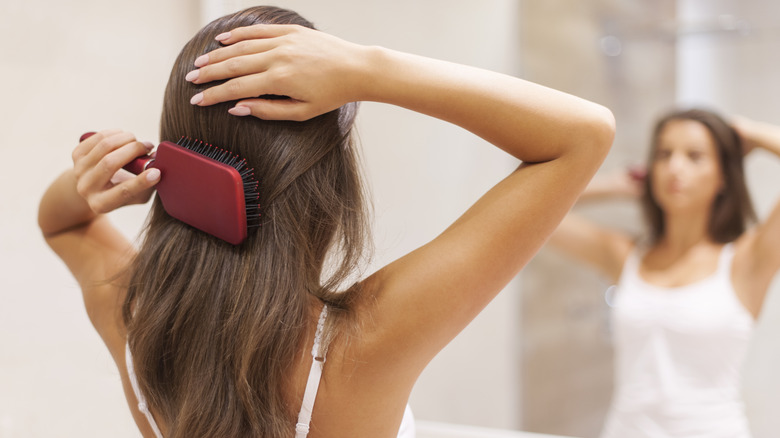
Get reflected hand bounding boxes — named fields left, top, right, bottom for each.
left=186, top=24, right=368, bottom=121
left=71, top=130, right=160, bottom=214
left=594, top=166, right=645, bottom=198
left=612, top=165, right=646, bottom=198
left=731, top=115, right=760, bottom=156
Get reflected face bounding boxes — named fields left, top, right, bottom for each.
left=650, top=119, right=723, bottom=213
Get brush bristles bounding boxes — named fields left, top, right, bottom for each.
left=177, top=137, right=261, bottom=228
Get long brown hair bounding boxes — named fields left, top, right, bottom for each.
left=641, top=108, right=756, bottom=243
left=122, top=7, right=369, bottom=437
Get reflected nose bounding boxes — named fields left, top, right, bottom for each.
left=667, top=151, right=686, bottom=175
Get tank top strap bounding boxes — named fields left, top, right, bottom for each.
left=716, top=243, right=736, bottom=276
left=617, top=243, right=643, bottom=283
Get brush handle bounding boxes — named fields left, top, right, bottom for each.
left=79, top=131, right=156, bottom=176
left=123, top=156, right=155, bottom=175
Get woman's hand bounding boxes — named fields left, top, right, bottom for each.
left=72, top=129, right=160, bottom=215
left=580, top=165, right=645, bottom=200
left=732, top=115, right=761, bottom=155
left=186, top=24, right=369, bottom=121
left=40, top=130, right=159, bottom=353
left=730, top=115, right=780, bottom=159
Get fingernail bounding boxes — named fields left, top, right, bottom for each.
left=185, top=69, right=199, bottom=82
left=146, top=168, right=161, bottom=182
left=228, top=106, right=251, bottom=116
left=190, top=93, right=203, bottom=105
left=143, top=141, right=154, bottom=150
left=215, top=32, right=231, bottom=42
left=194, top=54, right=209, bottom=68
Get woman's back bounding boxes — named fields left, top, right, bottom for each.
left=125, top=304, right=417, bottom=437
left=38, top=5, right=614, bottom=437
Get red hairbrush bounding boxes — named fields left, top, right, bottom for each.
left=80, top=132, right=260, bottom=245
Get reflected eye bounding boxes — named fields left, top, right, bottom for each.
left=654, top=149, right=672, bottom=161
left=688, top=151, right=702, bottom=162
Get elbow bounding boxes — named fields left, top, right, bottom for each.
left=37, top=201, right=60, bottom=242
left=588, top=103, right=616, bottom=158
left=568, top=103, right=615, bottom=173
left=37, top=203, right=54, bottom=240
left=554, top=103, right=614, bottom=181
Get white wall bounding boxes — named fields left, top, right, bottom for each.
left=1, top=1, right=524, bottom=436
left=1, top=1, right=193, bottom=436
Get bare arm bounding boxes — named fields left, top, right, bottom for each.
left=190, top=24, right=615, bottom=379
left=732, top=117, right=780, bottom=315
left=546, top=168, right=640, bottom=282
left=38, top=130, right=159, bottom=361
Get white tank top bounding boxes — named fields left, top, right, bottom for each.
left=601, top=243, right=754, bottom=438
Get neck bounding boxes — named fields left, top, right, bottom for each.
left=658, top=207, right=714, bottom=252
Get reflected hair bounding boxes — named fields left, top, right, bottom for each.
left=641, top=108, right=756, bottom=243
left=122, top=6, right=369, bottom=437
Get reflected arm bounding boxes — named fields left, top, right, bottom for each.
left=545, top=169, right=639, bottom=283
left=734, top=117, right=780, bottom=315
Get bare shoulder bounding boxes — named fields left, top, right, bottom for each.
left=310, top=288, right=418, bottom=437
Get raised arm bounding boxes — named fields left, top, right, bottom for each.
left=546, top=168, right=642, bottom=282
left=38, top=130, right=160, bottom=357
left=189, top=24, right=615, bottom=376
left=188, top=24, right=610, bottom=162
left=732, top=117, right=780, bottom=315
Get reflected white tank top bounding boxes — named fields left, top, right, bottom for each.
left=601, top=244, right=754, bottom=438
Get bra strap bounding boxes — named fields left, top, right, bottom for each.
left=295, top=305, right=329, bottom=438
left=126, top=343, right=165, bottom=438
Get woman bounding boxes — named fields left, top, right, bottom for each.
left=38, top=6, right=614, bottom=438
left=547, top=108, right=780, bottom=438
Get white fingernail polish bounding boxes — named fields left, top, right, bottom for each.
left=185, top=70, right=199, bottom=82
left=229, top=106, right=251, bottom=116
left=147, top=168, right=161, bottom=182
left=194, top=54, right=209, bottom=68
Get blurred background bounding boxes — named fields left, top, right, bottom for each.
left=1, top=0, right=779, bottom=437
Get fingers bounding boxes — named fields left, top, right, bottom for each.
left=190, top=39, right=277, bottom=78
left=72, top=130, right=159, bottom=213
left=109, top=168, right=135, bottom=185
left=227, top=98, right=315, bottom=122
left=191, top=74, right=273, bottom=107
left=186, top=24, right=308, bottom=92
left=186, top=40, right=285, bottom=106
left=76, top=132, right=145, bottom=182
left=184, top=23, right=346, bottom=119
left=71, top=128, right=121, bottom=165
left=213, top=24, right=301, bottom=47
left=189, top=24, right=303, bottom=76
left=87, top=169, right=159, bottom=214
